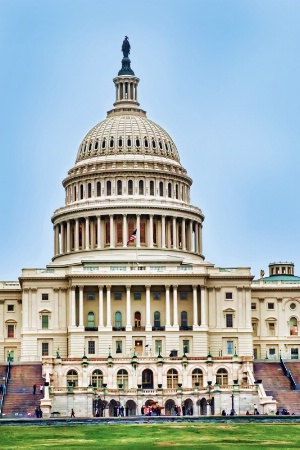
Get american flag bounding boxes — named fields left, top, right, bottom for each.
left=127, top=229, right=137, bottom=246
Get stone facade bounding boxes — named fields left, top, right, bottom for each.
left=1, top=41, right=299, bottom=417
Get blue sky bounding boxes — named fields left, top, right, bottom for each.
left=1, top=0, right=300, bottom=280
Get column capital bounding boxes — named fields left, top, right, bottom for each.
left=136, top=213, right=141, bottom=217
left=79, top=286, right=84, bottom=292
left=207, top=287, right=214, bottom=292
left=106, top=285, right=111, bottom=290
left=192, top=285, right=198, bottom=290
left=173, top=285, right=178, bottom=289
left=53, top=288, right=59, bottom=293
left=165, top=285, right=170, bottom=290
left=126, top=285, right=131, bottom=290
left=98, top=285, right=104, bottom=290
left=215, top=287, right=221, bottom=292
left=145, top=285, right=151, bottom=290
left=259, top=298, right=265, bottom=303
left=30, top=288, right=37, bottom=293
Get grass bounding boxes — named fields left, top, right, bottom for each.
left=1, top=423, right=300, bottom=449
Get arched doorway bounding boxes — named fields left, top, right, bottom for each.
left=199, top=397, right=207, bottom=415
left=93, top=398, right=108, bottom=417
left=142, top=369, right=153, bottom=389
left=165, top=399, right=176, bottom=415
left=183, top=398, right=194, bottom=416
left=126, top=400, right=137, bottom=416
left=109, top=399, right=119, bottom=417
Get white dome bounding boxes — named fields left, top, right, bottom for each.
left=76, top=113, right=180, bottom=164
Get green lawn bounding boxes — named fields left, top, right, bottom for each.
left=1, top=423, right=300, bottom=449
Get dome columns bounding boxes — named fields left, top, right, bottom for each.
left=113, top=76, right=140, bottom=109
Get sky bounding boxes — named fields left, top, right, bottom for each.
left=1, top=0, right=300, bottom=281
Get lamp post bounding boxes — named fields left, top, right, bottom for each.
left=231, top=394, right=235, bottom=415
left=207, top=381, right=212, bottom=416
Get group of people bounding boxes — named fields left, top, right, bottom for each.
left=33, top=384, right=44, bottom=395
left=276, top=409, right=293, bottom=415
left=141, top=404, right=163, bottom=416
left=114, top=405, right=125, bottom=417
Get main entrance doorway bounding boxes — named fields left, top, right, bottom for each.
left=135, top=340, right=143, bottom=356
left=142, top=369, right=153, bottom=389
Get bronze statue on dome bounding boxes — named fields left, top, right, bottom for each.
left=122, top=36, right=130, bottom=58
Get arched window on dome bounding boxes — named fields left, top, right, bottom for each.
left=89, top=143, right=92, bottom=152
left=117, top=220, right=122, bottom=244
left=127, top=137, right=132, bottom=147
left=80, top=184, right=84, bottom=200
left=94, top=141, right=98, bottom=150
left=128, top=180, right=133, bottom=195
left=178, top=224, right=182, bottom=248
left=175, top=184, right=179, bottom=199
left=118, top=137, right=123, bottom=147
left=165, top=142, right=169, bottom=152
left=152, top=139, right=156, bottom=149
left=181, top=185, right=184, bottom=201
left=106, top=181, right=111, bottom=196
left=73, top=186, right=77, bottom=201
left=105, top=221, right=110, bottom=245
left=110, top=137, right=114, bottom=148
left=136, top=138, right=140, bottom=147
left=117, top=180, right=122, bottom=196
left=167, top=183, right=172, bottom=198
left=159, top=182, right=163, bottom=197
left=159, top=141, right=163, bottom=150
left=144, top=138, right=149, bottom=148
left=97, top=182, right=101, bottom=197
left=140, top=221, right=146, bottom=244
left=150, top=180, right=154, bottom=196
left=87, top=183, right=92, bottom=198
left=139, top=180, right=144, bottom=195
left=102, top=139, right=106, bottom=149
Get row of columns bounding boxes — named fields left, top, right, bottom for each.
left=69, top=285, right=207, bottom=331
left=54, top=214, right=203, bottom=256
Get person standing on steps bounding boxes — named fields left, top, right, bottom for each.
left=71, top=408, right=75, bottom=418
left=33, top=384, right=36, bottom=394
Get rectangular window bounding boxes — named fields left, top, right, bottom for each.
left=252, top=322, right=258, bottom=337
left=114, top=293, right=122, bottom=300
left=88, top=341, right=95, bottom=355
left=226, top=314, right=233, bottom=328
left=134, top=293, right=141, bottom=300
left=268, top=322, right=275, bottom=336
left=153, top=293, right=161, bottom=300
left=268, top=303, right=274, bottom=310
left=291, top=348, right=299, bottom=360
left=183, top=340, right=190, bottom=354
left=155, top=340, right=162, bottom=355
left=225, top=292, right=233, bottom=300
left=42, top=293, right=49, bottom=301
left=42, top=343, right=49, bottom=356
left=116, top=340, right=122, bottom=353
left=180, top=293, right=188, bottom=300
left=7, top=304, right=14, bottom=312
left=7, top=324, right=14, bottom=338
left=87, top=294, right=95, bottom=300
left=251, top=303, right=257, bottom=310
left=227, top=341, right=234, bottom=355
left=269, top=348, right=276, bottom=356
left=42, top=315, right=49, bottom=329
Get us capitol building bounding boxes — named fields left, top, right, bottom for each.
left=1, top=38, right=300, bottom=417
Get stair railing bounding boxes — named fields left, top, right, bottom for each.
left=0, top=361, right=11, bottom=416
left=280, top=355, right=297, bottom=390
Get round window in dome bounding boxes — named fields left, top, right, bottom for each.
left=290, top=303, right=297, bottom=310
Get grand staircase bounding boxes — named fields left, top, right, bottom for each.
left=285, top=362, right=300, bottom=387
left=254, top=361, right=300, bottom=414
left=2, top=364, right=44, bottom=417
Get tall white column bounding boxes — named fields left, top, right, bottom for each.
left=149, top=215, right=153, bottom=247
left=245, top=288, right=252, bottom=328
left=189, top=220, right=193, bottom=251
left=53, top=288, right=59, bottom=329
left=106, top=285, right=112, bottom=328
left=123, top=214, right=127, bottom=248
left=55, top=225, right=59, bottom=255
left=161, top=215, right=166, bottom=248
left=97, top=216, right=101, bottom=249
left=193, top=285, right=198, bottom=327
left=109, top=215, right=114, bottom=248
left=66, top=221, right=71, bottom=253
left=145, top=285, right=151, bottom=331
left=165, top=285, right=171, bottom=328
left=195, top=222, right=199, bottom=254
left=199, top=223, right=203, bottom=254
left=200, top=286, right=207, bottom=326
left=23, top=289, right=29, bottom=330
left=75, top=219, right=79, bottom=251
left=126, top=285, right=132, bottom=331
left=85, top=217, right=90, bottom=250
left=60, top=223, right=64, bottom=254
left=90, top=220, right=95, bottom=249
left=98, top=286, right=104, bottom=329
left=79, top=286, right=84, bottom=328
left=216, top=288, right=221, bottom=327
left=136, top=214, right=141, bottom=247
left=238, top=288, right=243, bottom=328
left=182, top=218, right=186, bottom=250
left=71, top=287, right=76, bottom=327
left=172, top=217, right=177, bottom=249
left=0, top=301, right=4, bottom=340
left=173, top=285, right=178, bottom=328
